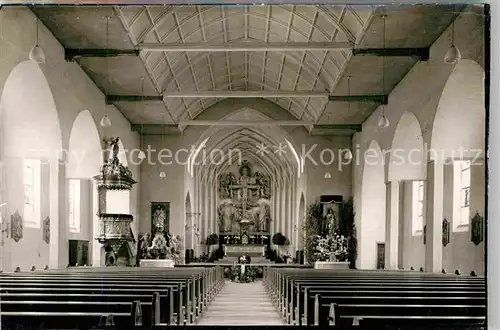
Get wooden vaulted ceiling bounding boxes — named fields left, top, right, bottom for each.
left=32, top=4, right=464, bottom=134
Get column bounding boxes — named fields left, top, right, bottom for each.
left=280, top=184, right=286, bottom=236
left=397, top=181, right=407, bottom=269
left=203, top=182, right=209, bottom=243
left=208, top=183, right=213, bottom=235
left=274, top=184, right=280, bottom=236
left=385, top=181, right=400, bottom=270
left=91, top=181, right=100, bottom=266
left=50, top=162, right=67, bottom=269
left=425, top=160, right=444, bottom=273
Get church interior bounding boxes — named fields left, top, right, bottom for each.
left=0, top=3, right=488, bottom=328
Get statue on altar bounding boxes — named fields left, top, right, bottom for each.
left=326, top=207, right=339, bottom=236
left=218, top=161, right=272, bottom=233
left=218, top=199, right=236, bottom=232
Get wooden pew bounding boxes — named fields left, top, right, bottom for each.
left=263, top=267, right=486, bottom=328
left=0, top=266, right=225, bottom=328
left=0, top=266, right=225, bottom=325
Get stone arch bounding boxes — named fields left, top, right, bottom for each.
left=0, top=61, right=63, bottom=271
left=388, top=111, right=426, bottom=181
left=430, top=60, right=485, bottom=160
left=360, top=140, right=386, bottom=269
left=67, top=110, right=102, bottom=179
left=1, top=61, right=62, bottom=159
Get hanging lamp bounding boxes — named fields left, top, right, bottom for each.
left=138, top=78, right=147, bottom=160
left=378, top=13, right=390, bottom=129
left=29, top=17, right=45, bottom=64
left=344, top=76, right=354, bottom=161
left=159, top=120, right=166, bottom=178
left=138, top=124, right=146, bottom=160
left=444, top=19, right=461, bottom=64
left=100, top=16, right=112, bottom=128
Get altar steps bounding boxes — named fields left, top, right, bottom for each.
left=215, top=256, right=274, bottom=264
left=196, top=280, right=284, bottom=325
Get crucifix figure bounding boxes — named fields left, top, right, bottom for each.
left=228, top=163, right=260, bottom=214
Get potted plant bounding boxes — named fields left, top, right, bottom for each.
left=340, top=198, right=357, bottom=269
left=206, top=233, right=219, bottom=256
left=272, top=232, right=287, bottom=261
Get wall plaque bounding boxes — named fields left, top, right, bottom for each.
left=43, top=216, right=50, bottom=244
left=423, top=225, right=426, bottom=245
left=442, top=218, right=450, bottom=247
left=11, top=211, right=23, bottom=243
left=471, top=212, right=484, bottom=245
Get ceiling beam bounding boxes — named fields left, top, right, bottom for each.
left=131, top=123, right=360, bottom=134
left=314, top=124, right=362, bottom=132
left=107, top=93, right=389, bottom=103
left=329, top=94, right=388, bottom=104
left=65, top=48, right=140, bottom=61
left=352, top=47, right=430, bottom=61
left=106, top=95, right=163, bottom=104
left=139, top=41, right=353, bottom=52
left=178, top=120, right=314, bottom=127
left=162, top=91, right=329, bottom=98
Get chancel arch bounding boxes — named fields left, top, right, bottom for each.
left=0, top=61, right=63, bottom=271
left=360, top=140, right=386, bottom=270
left=190, top=106, right=301, bottom=258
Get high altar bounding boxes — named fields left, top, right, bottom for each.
left=218, top=161, right=272, bottom=257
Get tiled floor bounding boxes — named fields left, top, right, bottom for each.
left=197, top=280, right=285, bottom=325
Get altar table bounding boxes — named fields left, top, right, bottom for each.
left=223, top=244, right=265, bottom=257
left=139, top=259, right=175, bottom=268
left=314, top=261, right=350, bottom=270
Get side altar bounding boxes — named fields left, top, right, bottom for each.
left=217, top=161, right=272, bottom=257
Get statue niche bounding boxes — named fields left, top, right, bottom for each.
left=218, top=160, right=272, bottom=233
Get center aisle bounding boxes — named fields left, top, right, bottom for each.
left=196, top=280, right=285, bottom=325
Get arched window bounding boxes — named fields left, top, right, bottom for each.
left=412, top=180, right=424, bottom=235
left=23, top=159, right=41, bottom=228
left=68, top=179, right=81, bottom=233
left=454, top=160, right=471, bottom=230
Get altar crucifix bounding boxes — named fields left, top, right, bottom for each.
left=228, top=162, right=261, bottom=218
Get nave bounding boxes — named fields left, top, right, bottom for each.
left=0, top=2, right=489, bottom=329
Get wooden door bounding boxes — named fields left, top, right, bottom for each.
left=376, top=243, right=385, bottom=269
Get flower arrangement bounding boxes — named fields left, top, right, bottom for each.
left=149, top=234, right=168, bottom=259
left=304, top=199, right=356, bottom=266
left=313, top=233, right=348, bottom=262
left=169, top=234, right=183, bottom=264
left=230, top=264, right=258, bottom=283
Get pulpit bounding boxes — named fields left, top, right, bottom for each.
left=94, top=137, right=137, bottom=267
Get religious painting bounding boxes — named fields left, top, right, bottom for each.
left=218, top=160, right=271, bottom=234
left=471, top=212, right=484, bottom=245
left=151, top=202, right=170, bottom=235
left=11, top=211, right=23, bottom=243
left=442, top=218, right=450, bottom=247
left=320, top=195, right=342, bottom=237
left=43, top=216, right=50, bottom=244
